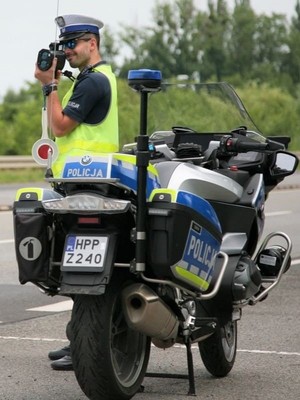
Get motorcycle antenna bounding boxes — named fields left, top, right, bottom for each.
left=31, top=0, right=62, bottom=175
left=127, top=69, right=162, bottom=272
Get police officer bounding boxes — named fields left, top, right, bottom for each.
left=35, top=14, right=119, bottom=370
left=35, top=14, right=119, bottom=178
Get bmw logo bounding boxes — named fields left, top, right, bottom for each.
left=81, top=155, right=92, bottom=165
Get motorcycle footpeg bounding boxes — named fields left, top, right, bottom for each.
left=249, top=285, right=268, bottom=305
left=190, top=321, right=217, bottom=342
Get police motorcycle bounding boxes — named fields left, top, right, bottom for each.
left=13, top=70, right=298, bottom=400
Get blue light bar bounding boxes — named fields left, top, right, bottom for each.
left=128, top=69, right=162, bottom=81
left=128, top=69, right=162, bottom=92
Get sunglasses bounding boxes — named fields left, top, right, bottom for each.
left=61, top=38, right=91, bottom=50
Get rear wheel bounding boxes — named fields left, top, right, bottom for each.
left=199, top=320, right=237, bottom=377
left=70, top=276, right=150, bottom=400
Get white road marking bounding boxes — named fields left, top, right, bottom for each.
left=291, top=258, right=300, bottom=266
left=265, top=211, right=292, bottom=217
left=238, top=349, right=300, bottom=356
left=0, top=336, right=298, bottom=358
left=0, top=239, right=14, bottom=244
left=27, top=299, right=73, bottom=313
left=0, top=336, right=68, bottom=342
left=174, top=343, right=300, bottom=356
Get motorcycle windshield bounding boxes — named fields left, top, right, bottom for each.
left=147, top=82, right=266, bottom=142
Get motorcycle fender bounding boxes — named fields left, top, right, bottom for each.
left=59, top=233, right=118, bottom=296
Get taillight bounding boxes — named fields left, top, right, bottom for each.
left=77, top=217, right=100, bottom=225
left=42, top=194, right=130, bottom=214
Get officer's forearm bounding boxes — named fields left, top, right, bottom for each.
left=46, top=92, right=78, bottom=137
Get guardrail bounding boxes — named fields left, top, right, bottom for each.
left=1, top=153, right=300, bottom=170
left=0, top=156, right=41, bottom=169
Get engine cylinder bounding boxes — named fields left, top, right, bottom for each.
left=232, top=255, right=262, bottom=301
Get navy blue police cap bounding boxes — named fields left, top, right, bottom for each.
left=55, top=15, right=104, bottom=40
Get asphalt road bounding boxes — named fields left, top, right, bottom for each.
left=0, top=181, right=299, bottom=399
left=0, top=264, right=299, bottom=400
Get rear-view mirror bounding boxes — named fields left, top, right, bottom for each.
left=270, top=151, right=299, bottom=177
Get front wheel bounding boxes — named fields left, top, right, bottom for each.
left=199, top=320, right=237, bottom=377
left=70, top=276, right=151, bottom=400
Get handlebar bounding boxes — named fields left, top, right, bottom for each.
left=219, top=135, right=269, bottom=155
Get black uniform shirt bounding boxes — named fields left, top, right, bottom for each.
left=63, top=68, right=111, bottom=125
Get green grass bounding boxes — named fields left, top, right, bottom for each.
left=0, top=168, right=46, bottom=184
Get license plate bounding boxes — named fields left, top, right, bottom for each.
left=62, top=235, right=108, bottom=270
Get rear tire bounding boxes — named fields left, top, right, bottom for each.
left=199, top=320, right=237, bottom=377
left=70, top=276, right=150, bottom=400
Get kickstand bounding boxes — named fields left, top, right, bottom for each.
left=144, top=338, right=197, bottom=396
left=185, top=337, right=196, bottom=396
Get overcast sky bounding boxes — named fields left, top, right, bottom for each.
left=0, top=0, right=297, bottom=97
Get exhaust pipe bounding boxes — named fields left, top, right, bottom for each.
left=122, top=283, right=179, bottom=341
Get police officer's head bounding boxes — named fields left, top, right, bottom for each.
left=56, top=14, right=103, bottom=49
left=55, top=15, right=103, bottom=68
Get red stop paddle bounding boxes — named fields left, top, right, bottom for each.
left=32, top=107, right=58, bottom=166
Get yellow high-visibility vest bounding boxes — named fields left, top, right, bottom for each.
left=52, top=64, right=119, bottom=177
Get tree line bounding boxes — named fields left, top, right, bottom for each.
left=1, top=0, right=300, bottom=156
left=110, top=0, right=300, bottom=94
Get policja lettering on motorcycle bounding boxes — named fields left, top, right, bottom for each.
left=65, top=166, right=104, bottom=178
left=186, top=232, right=217, bottom=269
